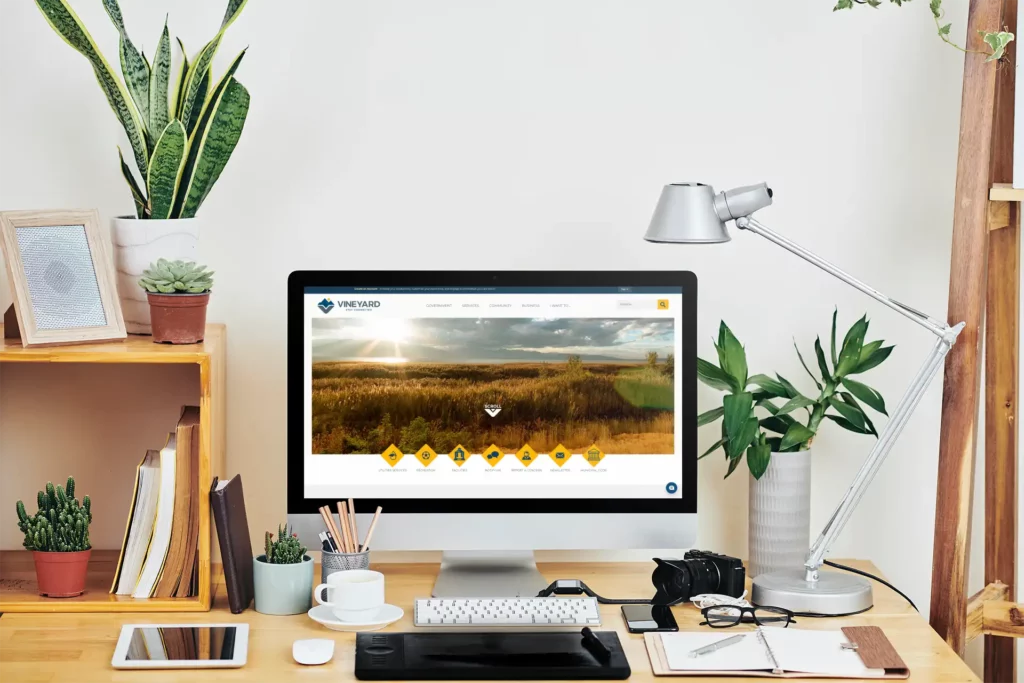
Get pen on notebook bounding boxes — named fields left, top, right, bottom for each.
left=688, top=634, right=745, bottom=658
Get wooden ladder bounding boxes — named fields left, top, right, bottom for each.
left=931, top=0, right=1023, bottom=680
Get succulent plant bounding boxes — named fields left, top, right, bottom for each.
left=262, top=524, right=306, bottom=564
left=33, top=0, right=251, bottom=219
left=139, top=259, right=214, bottom=294
left=16, top=476, right=92, bottom=552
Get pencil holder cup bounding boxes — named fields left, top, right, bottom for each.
left=319, top=549, right=370, bottom=601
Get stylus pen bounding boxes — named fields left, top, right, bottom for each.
left=688, top=634, right=745, bottom=658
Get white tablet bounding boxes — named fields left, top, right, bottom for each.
left=111, top=624, right=249, bottom=669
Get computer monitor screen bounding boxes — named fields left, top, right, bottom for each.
left=290, top=272, right=695, bottom=515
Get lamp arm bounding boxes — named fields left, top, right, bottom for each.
left=736, top=215, right=965, bottom=578
left=739, top=217, right=955, bottom=342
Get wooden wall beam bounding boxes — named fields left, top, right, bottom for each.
left=930, top=0, right=1006, bottom=657
left=983, top=601, right=1024, bottom=638
left=968, top=581, right=1011, bottom=643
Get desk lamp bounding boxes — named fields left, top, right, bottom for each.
left=646, top=182, right=964, bottom=615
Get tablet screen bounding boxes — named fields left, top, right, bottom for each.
left=125, top=626, right=239, bottom=661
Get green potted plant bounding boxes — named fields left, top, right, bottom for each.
left=15, top=476, right=93, bottom=598
left=253, top=524, right=313, bottom=615
left=33, top=0, right=251, bottom=334
left=138, top=259, right=214, bottom=344
left=698, top=312, right=892, bottom=576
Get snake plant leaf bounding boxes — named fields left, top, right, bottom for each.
left=221, top=0, right=250, bottom=30
left=746, top=434, right=771, bottom=480
left=34, top=0, right=149, bottom=176
left=119, top=147, right=148, bottom=218
left=697, top=357, right=736, bottom=392
left=147, top=120, right=187, bottom=220
left=102, top=0, right=150, bottom=130
left=793, top=340, right=822, bottom=390
left=173, top=38, right=190, bottom=118
left=176, top=72, right=249, bottom=218
left=779, top=422, right=814, bottom=451
left=149, top=20, right=172, bottom=137
left=697, top=406, right=724, bottom=427
left=841, top=377, right=888, bottom=415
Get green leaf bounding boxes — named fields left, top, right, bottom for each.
left=939, top=23, right=952, bottom=36
left=176, top=68, right=249, bottom=218
left=102, top=0, right=150, bottom=132
left=842, top=377, right=887, bottom=415
left=148, top=19, right=171, bottom=137
left=173, top=38, right=190, bottom=118
left=725, top=452, right=743, bottom=477
left=830, top=309, right=839, bottom=368
left=828, top=395, right=866, bottom=429
left=747, top=435, right=771, bottom=480
left=178, top=0, right=248, bottom=138
left=698, top=357, right=736, bottom=392
left=836, top=315, right=868, bottom=377
left=775, top=373, right=805, bottom=400
left=760, top=415, right=794, bottom=435
left=839, top=392, right=877, bottom=436
left=982, top=31, right=1014, bottom=62
left=833, top=0, right=854, bottom=10
left=723, top=393, right=755, bottom=459
left=854, top=342, right=894, bottom=374
left=727, top=417, right=759, bottom=460
left=699, top=437, right=727, bottom=460
left=776, top=396, right=815, bottom=416
left=147, top=120, right=187, bottom=219
left=755, top=397, right=781, bottom=415
left=118, top=147, right=147, bottom=218
left=779, top=423, right=814, bottom=451
left=34, top=0, right=149, bottom=176
left=221, top=0, right=250, bottom=30
left=929, top=0, right=942, bottom=19
left=814, top=337, right=832, bottom=383
left=716, top=322, right=748, bottom=389
left=794, top=341, right=823, bottom=390
left=825, top=413, right=872, bottom=435
left=748, top=374, right=788, bottom=398
left=697, top=406, right=724, bottom=427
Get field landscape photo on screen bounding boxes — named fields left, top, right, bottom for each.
left=311, top=317, right=675, bottom=456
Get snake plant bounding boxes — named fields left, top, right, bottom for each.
left=34, top=0, right=251, bottom=219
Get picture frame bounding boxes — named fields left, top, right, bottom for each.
left=0, top=209, right=126, bottom=347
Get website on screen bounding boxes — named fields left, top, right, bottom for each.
left=303, top=286, right=683, bottom=499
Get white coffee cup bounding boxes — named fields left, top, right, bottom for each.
left=313, top=569, right=385, bottom=622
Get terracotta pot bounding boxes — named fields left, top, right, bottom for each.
left=147, top=292, right=210, bottom=344
left=33, top=549, right=91, bottom=597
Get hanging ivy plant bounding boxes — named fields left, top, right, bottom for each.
left=834, top=0, right=1014, bottom=62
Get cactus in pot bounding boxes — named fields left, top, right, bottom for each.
left=16, top=476, right=94, bottom=597
left=138, top=259, right=214, bottom=344
left=254, top=524, right=312, bottom=615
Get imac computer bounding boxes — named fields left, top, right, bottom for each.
left=288, top=271, right=696, bottom=596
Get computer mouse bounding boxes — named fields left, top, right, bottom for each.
left=292, top=638, right=335, bottom=666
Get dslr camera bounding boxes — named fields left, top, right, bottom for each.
left=651, top=550, right=746, bottom=606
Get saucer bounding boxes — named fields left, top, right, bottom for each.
left=308, top=603, right=404, bottom=632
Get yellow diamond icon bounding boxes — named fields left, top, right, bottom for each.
left=380, top=444, right=404, bottom=467
left=584, top=444, right=605, bottom=467
left=549, top=444, right=571, bottom=467
left=515, top=444, right=538, bottom=467
left=482, top=444, right=505, bottom=467
left=416, top=444, right=439, bottom=467
left=450, top=444, right=470, bottom=467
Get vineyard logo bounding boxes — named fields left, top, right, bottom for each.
left=317, top=297, right=335, bottom=314
left=483, top=404, right=502, bottom=417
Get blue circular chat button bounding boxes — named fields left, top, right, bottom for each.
left=665, top=482, right=678, bottom=494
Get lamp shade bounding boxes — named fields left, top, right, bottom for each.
left=644, top=183, right=730, bottom=244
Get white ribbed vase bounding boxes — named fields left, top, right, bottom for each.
left=111, top=216, right=200, bottom=334
left=748, top=450, right=811, bottom=577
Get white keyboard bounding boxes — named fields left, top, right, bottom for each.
left=414, top=597, right=601, bottom=627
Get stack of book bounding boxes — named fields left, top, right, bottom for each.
left=110, top=406, right=202, bottom=598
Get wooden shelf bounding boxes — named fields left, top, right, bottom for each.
left=0, top=324, right=226, bottom=612
left=991, top=183, right=1024, bottom=202
left=0, top=550, right=209, bottom=613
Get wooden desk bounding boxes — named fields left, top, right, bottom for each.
left=0, top=560, right=978, bottom=682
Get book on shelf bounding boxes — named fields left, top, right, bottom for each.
left=110, top=450, right=161, bottom=596
left=211, top=474, right=255, bottom=613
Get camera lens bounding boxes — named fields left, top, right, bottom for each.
left=652, top=556, right=722, bottom=605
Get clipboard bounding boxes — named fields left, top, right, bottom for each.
left=644, top=626, right=910, bottom=679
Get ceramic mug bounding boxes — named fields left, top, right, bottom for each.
left=313, top=569, right=385, bottom=622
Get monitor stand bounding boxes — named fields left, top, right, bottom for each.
left=432, top=551, right=549, bottom=597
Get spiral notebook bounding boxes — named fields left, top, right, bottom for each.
left=645, top=626, right=909, bottom=679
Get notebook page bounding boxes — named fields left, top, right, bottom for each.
left=661, top=632, right=773, bottom=672
left=762, top=629, right=886, bottom=678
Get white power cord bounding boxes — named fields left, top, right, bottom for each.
left=689, top=591, right=751, bottom=610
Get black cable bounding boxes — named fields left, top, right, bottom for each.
left=823, top=559, right=918, bottom=612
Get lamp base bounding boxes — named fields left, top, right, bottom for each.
left=751, top=568, right=873, bottom=616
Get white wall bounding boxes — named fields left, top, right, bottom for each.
left=1, top=0, right=1012, bottom=674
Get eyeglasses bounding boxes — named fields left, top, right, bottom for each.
left=700, top=605, right=796, bottom=628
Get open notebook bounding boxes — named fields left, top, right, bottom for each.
left=645, top=626, right=909, bottom=679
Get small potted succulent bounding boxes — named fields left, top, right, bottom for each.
left=138, top=259, right=214, bottom=344
left=253, top=524, right=312, bottom=615
left=16, top=476, right=92, bottom=597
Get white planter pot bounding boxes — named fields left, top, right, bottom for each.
left=111, top=216, right=200, bottom=334
left=748, top=449, right=811, bottom=578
